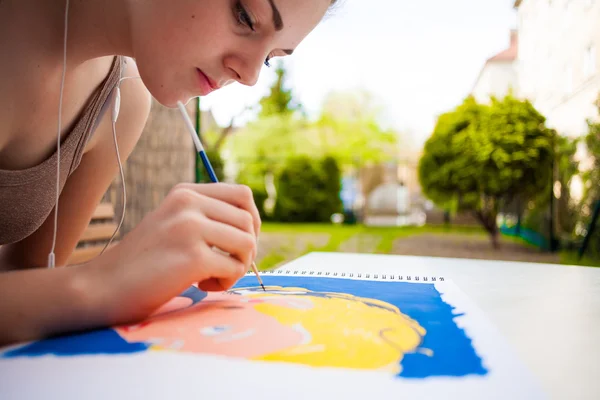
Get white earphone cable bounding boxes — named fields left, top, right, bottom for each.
left=48, top=0, right=70, bottom=269
left=48, top=0, right=141, bottom=267
left=101, top=116, right=126, bottom=256
left=98, top=76, right=141, bottom=258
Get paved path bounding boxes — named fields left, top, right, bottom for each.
left=256, top=232, right=330, bottom=266
left=337, top=234, right=382, bottom=254
left=391, top=233, right=560, bottom=264
left=255, top=231, right=561, bottom=269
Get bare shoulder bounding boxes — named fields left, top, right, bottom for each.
left=114, top=58, right=152, bottom=138
left=85, top=57, right=151, bottom=154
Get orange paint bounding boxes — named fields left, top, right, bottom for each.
left=116, top=293, right=305, bottom=358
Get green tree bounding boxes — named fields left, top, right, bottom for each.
left=555, top=135, right=580, bottom=234
left=258, top=62, right=302, bottom=118
left=227, top=89, right=399, bottom=175
left=311, top=113, right=399, bottom=166
left=273, top=156, right=343, bottom=222
left=418, top=95, right=555, bottom=248
left=226, top=63, right=305, bottom=219
left=577, top=94, right=600, bottom=259
left=227, top=86, right=399, bottom=182
left=226, top=86, right=399, bottom=221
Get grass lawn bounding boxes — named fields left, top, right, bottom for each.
left=255, top=223, right=599, bottom=270
left=559, top=251, right=600, bottom=268
left=261, top=223, right=485, bottom=251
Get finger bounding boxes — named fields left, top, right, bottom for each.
left=197, top=248, right=246, bottom=291
left=195, top=194, right=256, bottom=238
left=176, top=183, right=261, bottom=238
left=200, top=218, right=255, bottom=267
left=197, top=278, right=230, bottom=292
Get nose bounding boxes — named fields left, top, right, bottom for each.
left=223, top=52, right=264, bottom=87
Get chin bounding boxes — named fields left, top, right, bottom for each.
left=142, top=80, right=183, bottom=109
left=135, top=62, right=190, bottom=109
left=154, top=91, right=191, bottom=109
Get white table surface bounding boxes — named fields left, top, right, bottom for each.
left=280, top=252, right=600, bottom=400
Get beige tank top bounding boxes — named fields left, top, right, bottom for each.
left=0, top=56, right=124, bottom=245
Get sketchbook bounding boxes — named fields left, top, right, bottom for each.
left=0, top=253, right=546, bottom=399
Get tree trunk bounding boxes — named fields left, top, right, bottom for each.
left=490, top=229, right=500, bottom=249
left=210, top=105, right=253, bottom=151
left=212, top=124, right=234, bottom=151
left=473, top=210, right=501, bottom=249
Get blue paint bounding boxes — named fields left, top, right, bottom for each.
left=179, top=285, right=208, bottom=305
left=1, top=329, right=149, bottom=358
left=234, top=275, right=488, bottom=379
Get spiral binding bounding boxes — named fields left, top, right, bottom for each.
left=245, top=269, right=445, bottom=282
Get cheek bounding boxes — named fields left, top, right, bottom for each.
left=129, top=2, right=228, bottom=106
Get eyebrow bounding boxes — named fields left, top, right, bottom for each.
left=266, top=0, right=294, bottom=55
left=267, top=0, right=283, bottom=31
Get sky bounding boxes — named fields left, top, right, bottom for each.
left=200, top=0, right=518, bottom=151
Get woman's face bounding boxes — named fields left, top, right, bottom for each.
left=128, top=0, right=332, bottom=107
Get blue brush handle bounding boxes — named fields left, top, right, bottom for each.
left=199, top=150, right=219, bottom=183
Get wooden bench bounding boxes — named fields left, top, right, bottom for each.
left=68, top=202, right=120, bottom=265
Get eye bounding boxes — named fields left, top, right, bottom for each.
left=200, top=325, right=232, bottom=336
left=264, top=56, right=272, bottom=67
left=234, top=1, right=255, bottom=31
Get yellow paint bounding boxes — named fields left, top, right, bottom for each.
left=234, top=287, right=426, bottom=373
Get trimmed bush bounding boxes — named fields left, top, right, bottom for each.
left=273, top=156, right=343, bottom=223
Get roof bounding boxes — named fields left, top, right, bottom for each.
left=470, top=30, right=519, bottom=95
left=487, top=30, right=518, bottom=63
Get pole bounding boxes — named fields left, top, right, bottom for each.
left=579, top=200, right=600, bottom=260
left=549, top=139, right=558, bottom=252
left=195, top=97, right=203, bottom=183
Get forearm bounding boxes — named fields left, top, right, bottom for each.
left=0, top=266, right=102, bottom=347
left=0, top=244, right=38, bottom=272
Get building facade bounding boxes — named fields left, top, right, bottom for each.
left=471, top=30, right=519, bottom=103
left=515, top=0, right=600, bottom=140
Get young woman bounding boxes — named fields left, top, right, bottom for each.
left=0, top=0, right=337, bottom=346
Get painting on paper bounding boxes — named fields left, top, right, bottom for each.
left=1, top=275, right=488, bottom=379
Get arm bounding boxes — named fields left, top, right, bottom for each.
left=0, top=264, right=101, bottom=344
left=0, top=63, right=151, bottom=345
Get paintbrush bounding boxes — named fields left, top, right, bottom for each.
left=177, top=101, right=266, bottom=292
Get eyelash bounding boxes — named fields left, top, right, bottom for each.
left=234, top=1, right=272, bottom=68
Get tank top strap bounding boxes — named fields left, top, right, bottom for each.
left=68, top=55, right=124, bottom=175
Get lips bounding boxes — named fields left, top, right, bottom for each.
left=196, top=68, right=219, bottom=95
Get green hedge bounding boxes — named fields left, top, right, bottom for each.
left=272, top=155, right=343, bottom=223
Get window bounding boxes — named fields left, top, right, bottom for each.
left=584, top=45, right=597, bottom=78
